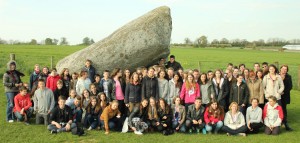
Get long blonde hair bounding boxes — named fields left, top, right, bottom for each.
left=185, top=74, right=196, bottom=90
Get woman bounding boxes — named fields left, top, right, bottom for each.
left=127, top=99, right=149, bottom=135
left=263, top=96, right=283, bottom=135
left=200, top=73, right=215, bottom=107
left=125, top=72, right=142, bottom=113
left=262, top=64, right=284, bottom=105
left=39, top=67, right=50, bottom=84
left=60, top=68, right=71, bottom=90
left=256, top=69, right=264, bottom=82
left=204, top=99, right=224, bottom=134
left=168, top=72, right=183, bottom=105
left=243, top=68, right=250, bottom=83
left=222, top=102, right=247, bottom=136
left=146, top=97, right=159, bottom=131
left=158, top=70, right=169, bottom=101
left=46, top=68, right=61, bottom=91
left=157, top=98, right=173, bottom=135
left=247, top=71, right=264, bottom=108
left=100, top=100, right=122, bottom=134
left=212, top=69, right=229, bottom=110
left=124, top=68, right=131, bottom=84
left=84, top=96, right=101, bottom=130
left=180, top=74, right=200, bottom=111
left=171, top=96, right=186, bottom=133
left=246, top=98, right=263, bottom=134
left=81, top=89, right=90, bottom=122
left=98, top=92, right=109, bottom=115
left=111, top=68, right=126, bottom=116
left=76, top=71, right=92, bottom=96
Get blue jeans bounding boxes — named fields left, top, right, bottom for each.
left=84, top=114, right=99, bottom=129
left=100, top=117, right=121, bottom=131
left=73, top=108, right=83, bottom=123
left=6, top=92, right=17, bottom=121
left=14, top=107, right=34, bottom=121
left=205, top=121, right=223, bottom=133
left=172, top=121, right=186, bottom=132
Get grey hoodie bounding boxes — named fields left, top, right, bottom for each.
left=3, top=60, right=24, bottom=92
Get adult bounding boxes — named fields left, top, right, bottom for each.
left=246, top=98, right=263, bottom=134
left=199, top=73, right=215, bottom=107
left=212, top=69, right=229, bottom=110
left=247, top=71, right=264, bottom=108
left=263, top=96, right=284, bottom=135
left=3, top=60, right=24, bottom=122
left=111, top=68, right=126, bottom=116
left=157, top=98, right=173, bottom=135
left=125, top=72, right=142, bottom=113
left=166, top=55, right=183, bottom=72
left=171, top=96, right=186, bottom=133
left=168, top=72, right=183, bottom=105
left=158, top=70, right=169, bottom=101
left=141, top=67, right=159, bottom=101
left=279, top=65, right=293, bottom=131
left=82, top=59, right=97, bottom=83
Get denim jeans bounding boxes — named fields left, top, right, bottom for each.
left=205, top=121, right=223, bottom=133
left=6, top=92, right=18, bottom=121
left=47, top=123, right=77, bottom=132
left=73, top=108, right=83, bottom=123
left=14, top=107, right=34, bottom=121
left=84, top=114, right=99, bottom=129
left=172, top=121, right=186, bottom=132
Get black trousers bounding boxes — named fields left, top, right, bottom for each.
left=247, top=122, right=263, bottom=134
left=222, top=125, right=247, bottom=135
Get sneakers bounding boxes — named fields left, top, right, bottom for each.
left=239, top=133, right=246, bottom=137
left=202, top=129, right=207, bottom=135
left=189, top=129, right=193, bottom=134
left=24, top=122, right=30, bottom=125
left=51, top=130, right=57, bottom=134
left=87, top=127, right=92, bottom=131
left=226, top=133, right=231, bottom=136
left=8, top=120, right=14, bottom=123
left=134, top=131, right=143, bottom=135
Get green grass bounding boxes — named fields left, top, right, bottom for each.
left=0, top=45, right=300, bottom=142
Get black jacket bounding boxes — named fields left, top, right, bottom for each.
left=125, top=83, right=142, bottom=104
left=282, top=73, right=292, bottom=104
left=166, top=61, right=183, bottom=71
left=229, top=82, right=249, bottom=105
left=50, top=105, right=72, bottom=123
left=128, top=106, right=148, bottom=127
left=82, top=65, right=96, bottom=83
left=157, top=106, right=172, bottom=126
left=111, top=79, right=126, bottom=101
left=53, top=87, right=69, bottom=106
left=186, top=104, right=205, bottom=121
left=141, top=76, right=159, bottom=101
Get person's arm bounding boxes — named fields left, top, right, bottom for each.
left=229, top=84, right=233, bottom=103
left=75, top=80, right=80, bottom=95
left=180, top=83, right=186, bottom=101
left=14, top=95, right=22, bottom=112
left=288, top=74, right=293, bottom=91
left=246, top=107, right=250, bottom=124
left=209, top=83, right=216, bottom=99
left=162, top=81, right=169, bottom=99
left=49, top=90, right=55, bottom=113
left=24, top=94, right=32, bottom=110
left=125, top=83, right=130, bottom=104
left=221, top=80, right=229, bottom=100
left=46, top=77, right=50, bottom=89
left=277, top=76, right=285, bottom=95
left=273, top=106, right=284, bottom=127
left=262, top=76, right=267, bottom=97
left=29, top=74, right=33, bottom=91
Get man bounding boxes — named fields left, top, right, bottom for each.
left=33, top=79, right=55, bottom=125
left=82, top=59, right=97, bottom=83
left=141, top=67, right=159, bottom=101
left=207, top=70, right=214, bottom=81
left=166, top=55, right=183, bottom=72
left=193, top=69, right=200, bottom=84
left=253, top=63, right=261, bottom=73
left=48, top=96, right=77, bottom=134
left=185, top=97, right=206, bottom=134
left=99, top=70, right=113, bottom=102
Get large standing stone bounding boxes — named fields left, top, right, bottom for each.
left=56, top=6, right=172, bottom=74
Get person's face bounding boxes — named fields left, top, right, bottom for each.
left=159, top=59, right=165, bottom=65
left=74, top=99, right=80, bottom=106
left=174, top=75, right=179, bottom=81
left=20, top=90, right=27, bottom=96
left=58, top=99, right=66, bottom=108
left=91, top=99, right=97, bottom=106
left=208, top=72, right=213, bottom=79
left=251, top=99, right=258, bottom=107
left=142, top=100, right=148, bottom=108
left=175, top=98, right=181, bottom=105
left=91, top=85, right=96, bottom=92
left=159, top=100, right=165, bottom=108
left=148, top=69, right=154, bottom=77
left=57, top=83, right=63, bottom=89
left=95, top=76, right=101, bottom=82
left=231, top=104, right=237, bottom=112
left=178, top=69, right=183, bottom=75
left=168, top=70, right=174, bottom=76
left=237, top=76, right=243, bottom=83
left=38, top=81, right=45, bottom=89
left=233, top=69, right=239, bottom=76
left=43, top=68, right=48, bottom=74
left=111, top=103, right=118, bottom=110
left=150, top=99, right=155, bottom=107
left=269, top=67, right=275, bottom=74
left=269, top=99, right=276, bottom=106
left=64, top=69, right=69, bottom=75
left=143, top=70, right=148, bottom=76
left=200, top=74, right=206, bottom=82
left=85, top=61, right=91, bottom=67
left=211, top=102, right=217, bottom=110
left=83, top=90, right=89, bottom=98
left=195, top=99, right=202, bottom=108
left=70, top=90, right=76, bottom=98
left=170, top=58, right=175, bottom=63
left=133, top=74, right=139, bottom=82
left=10, top=64, right=16, bottom=70
left=193, top=72, right=200, bottom=79
left=125, top=70, right=130, bottom=77
left=51, top=70, right=57, bottom=76
left=227, top=65, right=233, bottom=70
left=244, top=70, right=249, bottom=76
left=188, top=75, right=193, bottom=82
left=159, top=71, right=165, bottom=78
left=136, top=69, right=142, bottom=74
left=215, top=71, right=221, bottom=78
left=280, top=66, right=288, bottom=74
left=117, top=70, right=122, bottom=77
left=262, top=64, right=268, bottom=69
left=100, top=94, right=106, bottom=101
left=239, top=66, right=245, bottom=71
left=250, top=75, right=256, bottom=80
left=103, top=72, right=109, bottom=78
left=35, top=65, right=40, bottom=72
left=72, top=74, right=77, bottom=79
left=254, top=64, right=260, bottom=70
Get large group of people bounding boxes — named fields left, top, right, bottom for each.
left=3, top=55, right=293, bottom=137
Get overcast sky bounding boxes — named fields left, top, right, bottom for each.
left=0, top=0, right=299, bottom=45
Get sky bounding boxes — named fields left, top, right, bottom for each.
left=0, top=0, right=299, bottom=45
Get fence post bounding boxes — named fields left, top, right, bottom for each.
left=10, top=53, right=15, bottom=61
left=198, top=61, right=201, bottom=73
left=298, top=65, right=300, bottom=90
left=51, top=56, right=53, bottom=69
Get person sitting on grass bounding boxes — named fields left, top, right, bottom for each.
left=171, top=96, right=186, bottom=133
left=127, top=99, right=149, bottom=135
left=263, top=96, right=284, bottom=135
left=84, top=96, right=101, bottom=130
left=100, top=100, right=122, bottom=135
left=246, top=98, right=263, bottom=134
left=13, top=86, right=33, bottom=125
left=185, top=97, right=206, bottom=134
left=204, top=99, right=224, bottom=134
left=157, top=98, right=173, bottom=136
left=222, top=102, right=247, bottom=136
left=48, top=96, right=77, bottom=134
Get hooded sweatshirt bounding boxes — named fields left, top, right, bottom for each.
left=3, top=60, right=24, bottom=92
left=33, top=87, right=55, bottom=115
left=13, top=93, right=32, bottom=113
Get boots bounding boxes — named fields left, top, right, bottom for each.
left=284, top=123, right=293, bottom=131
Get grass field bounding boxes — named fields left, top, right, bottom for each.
left=0, top=45, right=299, bottom=143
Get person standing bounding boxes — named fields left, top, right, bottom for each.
left=166, top=55, right=183, bottom=72
left=82, top=59, right=97, bottom=83
left=142, top=67, right=159, bottom=101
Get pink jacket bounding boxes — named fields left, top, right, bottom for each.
left=180, top=82, right=200, bottom=104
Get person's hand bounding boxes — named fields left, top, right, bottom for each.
left=163, top=116, right=167, bottom=119
left=176, top=127, right=179, bottom=130
left=247, top=122, right=252, bottom=130
left=163, top=124, right=167, bottom=127
left=211, top=121, right=215, bottom=125
left=198, top=119, right=202, bottom=124
left=65, top=123, right=71, bottom=131
left=131, top=127, right=136, bottom=131
left=76, top=107, right=80, bottom=110
left=241, top=104, right=245, bottom=107
left=56, top=123, right=62, bottom=129
left=192, top=120, right=198, bottom=124
left=126, top=104, right=129, bottom=107
left=116, top=114, right=121, bottom=118
left=20, top=108, right=24, bottom=115
left=105, top=131, right=109, bottom=135
left=156, top=122, right=160, bottom=126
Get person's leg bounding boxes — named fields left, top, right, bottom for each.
left=47, top=124, right=58, bottom=131
left=36, top=113, right=43, bottom=124
left=84, top=114, right=92, bottom=128
left=271, top=126, right=280, bottom=135
left=25, top=107, right=34, bottom=120
left=185, top=120, right=192, bottom=131
left=43, top=114, right=49, bottom=125
left=179, top=124, right=186, bottom=133
left=264, top=126, right=272, bottom=135
left=222, top=126, right=240, bottom=135
left=235, top=125, right=247, bottom=134
left=6, top=92, right=15, bottom=121
left=75, top=109, right=83, bottom=123
left=14, top=112, right=24, bottom=121
left=172, top=121, right=179, bottom=130
left=91, top=117, right=99, bottom=129
left=214, top=121, right=224, bottom=133
left=205, top=124, right=213, bottom=133
left=250, top=122, right=263, bottom=133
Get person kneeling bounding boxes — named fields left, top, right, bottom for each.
left=13, top=86, right=33, bottom=125
left=222, top=102, right=247, bottom=136
left=100, top=100, right=122, bottom=135
left=127, top=99, right=149, bottom=135
left=48, top=96, right=76, bottom=134
left=263, top=96, right=283, bottom=135
left=185, top=97, right=206, bottom=134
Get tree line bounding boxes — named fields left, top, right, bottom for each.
left=0, top=37, right=95, bottom=46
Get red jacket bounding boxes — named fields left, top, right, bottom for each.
left=180, top=82, right=200, bottom=104
left=13, top=93, right=32, bottom=113
left=46, top=75, right=61, bottom=91
left=204, top=107, right=224, bottom=124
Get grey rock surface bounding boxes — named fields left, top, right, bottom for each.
left=56, top=6, right=172, bottom=74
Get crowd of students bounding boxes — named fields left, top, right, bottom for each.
left=3, top=54, right=293, bottom=137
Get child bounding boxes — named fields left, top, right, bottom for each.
left=98, top=92, right=109, bottom=115
left=46, top=68, right=61, bottom=91
left=84, top=96, right=101, bottom=130
left=81, top=89, right=91, bottom=122
left=147, top=97, right=159, bottom=131
left=13, top=86, right=33, bottom=125
left=94, top=74, right=101, bottom=91
left=66, top=89, right=77, bottom=109
left=70, top=72, right=78, bottom=91
left=90, top=83, right=99, bottom=97
left=53, top=80, right=68, bottom=106
left=99, top=70, right=113, bottom=102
